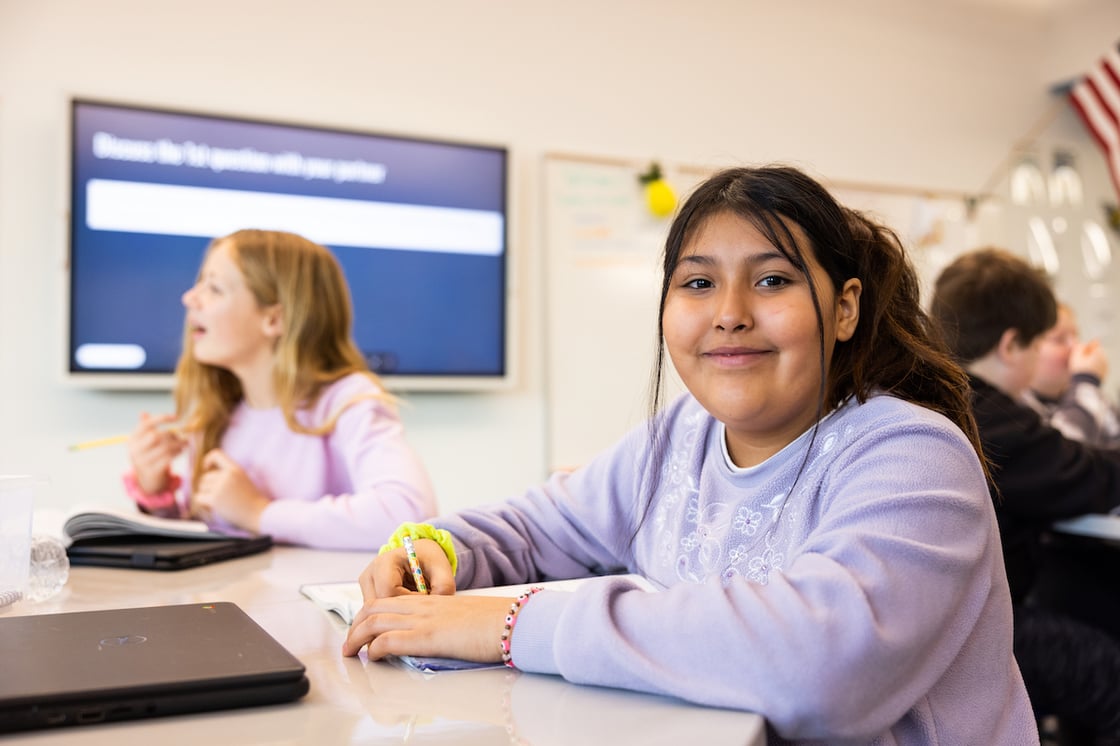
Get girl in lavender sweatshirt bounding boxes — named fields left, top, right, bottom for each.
left=344, top=167, right=1037, bottom=744
left=124, top=229, right=436, bottom=550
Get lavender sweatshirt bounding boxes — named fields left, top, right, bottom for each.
left=434, top=393, right=1037, bottom=744
left=172, top=373, right=437, bottom=550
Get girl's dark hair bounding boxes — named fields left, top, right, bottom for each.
left=645, top=166, right=987, bottom=485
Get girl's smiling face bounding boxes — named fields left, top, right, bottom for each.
left=662, top=210, right=861, bottom=468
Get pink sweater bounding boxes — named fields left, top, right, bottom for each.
left=137, top=373, right=436, bottom=550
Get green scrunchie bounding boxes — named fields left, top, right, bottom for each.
left=378, top=522, right=458, bottom=575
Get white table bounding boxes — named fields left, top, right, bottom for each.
left=2, top=547, right=767, bottom=745
left=1052, top=512, right=1120, bottom=542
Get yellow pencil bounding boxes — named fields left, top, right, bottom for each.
left=68, top=425, right=183, bottom=452
left=401, top=535, right=429, bottom=594
left=68, top=434, right=130, bottom=451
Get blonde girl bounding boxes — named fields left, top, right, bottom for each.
left=126, top=229, right=436, bottom=550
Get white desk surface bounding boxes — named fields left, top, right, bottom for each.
left=2, top=547, right=767, bottom=746
left=1052, top=512, right=1120, bottom=541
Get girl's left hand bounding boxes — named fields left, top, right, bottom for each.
left=341, top=593, right=513, bottom=662
left=193, top=448, right=270, bottom=532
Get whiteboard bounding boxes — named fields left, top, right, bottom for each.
left=828, top=185, right=979, bottom=302
left=542, top=154, right=705, bottom=470
left=541, top=157, right=1025, bottom=471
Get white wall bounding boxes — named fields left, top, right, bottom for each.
left=1, top=0, right=1118, bottom=516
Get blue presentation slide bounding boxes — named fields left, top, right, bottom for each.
left=69, top=101, right=508, bottom=379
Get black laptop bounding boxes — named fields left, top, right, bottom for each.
left=0, top=602, right=309, bottom=733
left=66, top=534, right=273, bottom=570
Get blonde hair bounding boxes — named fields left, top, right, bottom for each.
left=174, top=229, right=391, bottom=490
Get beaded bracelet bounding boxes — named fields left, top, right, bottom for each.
left=500, top=587, right=543, bottom=669
left=378, top=522, right=458, bottom=575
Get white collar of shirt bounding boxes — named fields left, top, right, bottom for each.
left=718, top=406, right=843, bottom=473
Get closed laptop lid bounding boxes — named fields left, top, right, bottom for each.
left=0, top=602, right=308, bottom=732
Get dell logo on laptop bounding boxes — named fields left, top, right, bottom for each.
left=99, top=635, right=148, bottom=648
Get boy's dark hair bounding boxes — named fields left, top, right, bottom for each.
left=929, top=247, right=1057, bottom=364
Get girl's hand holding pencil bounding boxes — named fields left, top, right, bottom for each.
left=69, top=415, right=184, bottom=453
left=126, top=413, right=187, bottom=496
left=357, top=537, right=455, bottom=602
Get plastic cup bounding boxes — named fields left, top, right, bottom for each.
left=0, top=476, right=34, bottom=601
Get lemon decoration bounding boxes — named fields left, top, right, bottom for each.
left=639, top=162, right=677, bottom=218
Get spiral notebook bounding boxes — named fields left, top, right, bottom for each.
left=300, top=575, right=655, bottom=672
left=298, top=581, right=502, bottom=672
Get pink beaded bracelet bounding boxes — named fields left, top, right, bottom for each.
left=499, top=587, right=543, bottom=669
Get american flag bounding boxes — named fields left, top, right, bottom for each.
left=1069, top=42, right=1120, bottom=200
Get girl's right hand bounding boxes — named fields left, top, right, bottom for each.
left=357, top=539, right=455, bottom=603
left=127, top=412, right=186, bottom=495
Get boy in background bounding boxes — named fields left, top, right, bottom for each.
left=931, top=247, right=1120, bottom=743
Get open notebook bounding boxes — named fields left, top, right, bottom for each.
left=62, top=507, right=270, bottom=571
left=301, top=576, right=654, bottom=672
left=300, top=576, right=606, bottom=626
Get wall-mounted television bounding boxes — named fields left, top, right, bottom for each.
left=67, top=99, right=511, bottom=391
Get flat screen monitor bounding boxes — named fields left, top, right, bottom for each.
left=67, top=99, right=510, bottom=391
